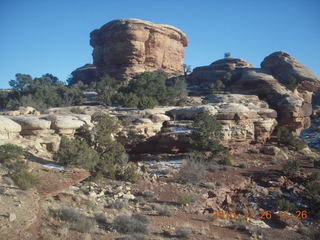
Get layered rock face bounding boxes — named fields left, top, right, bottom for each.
left=0, top=114, right=92, bottom=153
left=188, top=52, right=320, bottom=134
left=90, top=18, right=188, bottom=79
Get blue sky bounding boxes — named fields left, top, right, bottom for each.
left=0, top=0, right=319, bottom=89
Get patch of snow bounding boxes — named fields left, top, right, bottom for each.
left=43, top=163, right=65, bottom=172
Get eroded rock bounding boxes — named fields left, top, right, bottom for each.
left=90, top=18, right=188, bottom=80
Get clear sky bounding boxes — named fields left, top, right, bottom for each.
left=0, top=0, right=319, bottom=89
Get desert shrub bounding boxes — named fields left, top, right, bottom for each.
left=189, top=111, right=229, bottom=161
left=12, top=170, right=38, bottom=190
left=70, top=216, right=95, bottom=233
left=96, top=75, right=119, bottom=106
left=70, top=107, right=85, bottom=114
left=131, top=213, right=149, bottom=224
left=116, top=234, right=148, bottom=240
left=176, top=226, right=191, bottom=238
left=283, top=160, right=300, bottom=177
left=141, top=190, right=155, bottom=199
left=276, top=127, right=307, bottom=151
left=218, top=152, right=233, bottom=166
left=116, top=163, right=140, bottom=183
left=275, top=198, right=296, bottom=212
left=113, top=214, right=149, bottom=234
left=178, top=159, right=206, bottom=184
left=156, top=205, right=172, bottom=217
left=56, top=206, right=95, bottom=233
left=57, top=206, right=82, bottom=222
left=94, top=213, right=108, bottom=225
left=137, top=96, right=158, bottom=110
left=56, top=112, right=139, bottom=182
left=178, top=193, right=194, bottom=205
left=0, top=144, right=38, bottom=190
left=54, top=137, right=99, bottom=170
left=111, top=199, right=127, bottom=210
left=0, top=186, right=6, bottom=194
left=0, top=144, right=24, bottom=167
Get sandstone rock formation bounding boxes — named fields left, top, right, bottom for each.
left=115, top=94, right=277, bottom=153
left=188, top=52, right=320, bottom=134
left=188, top=58, right=252, bottom=87
left=90, top=18, right=188, bottom=80
left=261, top=51, right=320, bottom=92
left=0, top=116, right=22, bottom=140
left=70, top=64, right=99, bottom=85
left=0, top=113, right=93, bottom=153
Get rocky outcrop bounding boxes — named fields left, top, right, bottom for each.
left=188, top=58, right=252, bottom=87
left=188, top=52, right=320, bottom=134
left=165, top=94, right=277, bottom=148
left=90, top=18, right=188, bottom=80
left=261, top=51, right=320, bottom=92
left=230, top=69, right=310, bottom=134
left=0, top=114, right=93, bottom=152
left=1, top=106, right=40, bottom=117
left=0, top=116, right=22, bottom=140
left=116, top=94, right=277, bottom=153
left=70, top=64, right=99, bottom=85
left=46, top=114, right=91, bottom=136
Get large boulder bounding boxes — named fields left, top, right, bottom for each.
left=261, top=51, right=320, bottom=92
left=46, top=115, right=92, bottom=136
left=0, top=116, right=22, bottom=140
left=8, top=116, right=53, bottom=136
left=90, top=18, right=188, bottom=80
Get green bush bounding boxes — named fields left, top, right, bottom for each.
left=56, top=112, right=139, bottom=182
left=12, top=169, right=38, bottom=190
left=276, top=127, right=307, bottom=151
left=275, top=198, right=296, bottom=212
left=283, top=160, right=300, bottom=177
left=5, top=73, right=84, bottom=111
left=54, top=137, right=99, bottom=170
left=114, top=71, right=187, bottom=109
left=0, top=144, right=38, bottom=190
left=0, top=144, right=24, bottom=166
left=188, top=111, right=229, bottom=162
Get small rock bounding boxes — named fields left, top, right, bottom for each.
left=260, top=146, right=281, bottom=155
left=123, top=193, right=135, bottom=200
left=9, top=213, right=16, bottom=222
